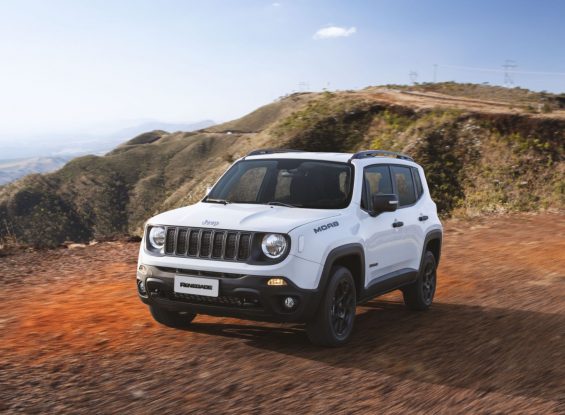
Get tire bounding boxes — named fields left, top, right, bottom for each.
left=403, top=251, right=437, bottom=311
left=306, top=266, right=357, bottom=347
left=149, top=305, right=196, bottom=328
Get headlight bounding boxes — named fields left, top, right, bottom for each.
left=261, top=234, right=287, bottom=258
left=148, top=226, right=166, bottom=249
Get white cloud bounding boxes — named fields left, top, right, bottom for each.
left=313, top=26, right=357, bottom=40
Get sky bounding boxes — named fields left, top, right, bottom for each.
left=0, top=0, right=564, bottom=145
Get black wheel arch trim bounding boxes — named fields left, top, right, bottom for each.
left=317, top=243, right=366, bottom=297
left=420, top=229, right=442, bottom=269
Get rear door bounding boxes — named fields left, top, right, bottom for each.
left=389, top=165, right=425, bottom=271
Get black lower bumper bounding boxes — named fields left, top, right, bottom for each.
left=138, top=269, right=321, bottom=323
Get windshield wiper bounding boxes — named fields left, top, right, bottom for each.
left=205, top=198, right=230, bottom=205
left=266, top=201, right=298, bottom=208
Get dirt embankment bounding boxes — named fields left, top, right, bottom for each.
left=2, top=84, right=564, bottom=249
left=0, top=213, right=564, bottom=414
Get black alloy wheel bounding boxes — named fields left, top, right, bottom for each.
left=421, top=258, right=436, bottom=305
left=403, top=251, right=437, bottom=311
left=331, top=278, right=356, bottom=338
left=306, top=266, right=357, bottom=346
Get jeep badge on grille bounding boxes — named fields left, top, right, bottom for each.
left=202, top=220, right=219, bottom=227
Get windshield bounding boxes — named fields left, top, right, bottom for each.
left=205, top=159, right=353, bottom=209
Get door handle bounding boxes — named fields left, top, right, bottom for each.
left=418, top=215, right=429, bottom=222
left=392, top=221, right=404, bottom=228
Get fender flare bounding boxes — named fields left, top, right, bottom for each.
left=317, top=243, right=365, bottom=294
left=419, top=229, right=443, bottom=272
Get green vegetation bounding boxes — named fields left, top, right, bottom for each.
left=0, top=83, right=563, bottom=248
left=274, top=92, right=381, bottom=152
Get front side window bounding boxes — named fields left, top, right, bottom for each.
left=361, top=165, right=393, bottom=210
left=391, top=166, right=417, bottom=206
left=205, top=159, right=353, bottom=209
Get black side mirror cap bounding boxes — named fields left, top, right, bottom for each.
left=370, top=194, right=398, bottom=216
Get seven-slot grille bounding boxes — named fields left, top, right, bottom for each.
left=164, top=227, right=253, bottom=261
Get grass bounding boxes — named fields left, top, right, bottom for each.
left=0, top=83, right=563, bottom=247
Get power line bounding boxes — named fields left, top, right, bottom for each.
left=437, top=64, right=565, bottom=76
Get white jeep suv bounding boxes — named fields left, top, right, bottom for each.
left=137, top=149, right=443, bottom=346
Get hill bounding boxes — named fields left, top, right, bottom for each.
left=0, top=83, right=563, bottom=247
left=0, top=120, right=216, bottom=161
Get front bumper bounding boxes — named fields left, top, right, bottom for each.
left=137, top=266, right=322, bottom=323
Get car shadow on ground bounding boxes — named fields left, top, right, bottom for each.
left=187, top=300, right=564, bottom=401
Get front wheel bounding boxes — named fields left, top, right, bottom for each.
left=306, top=266, right=357, bottom=347
left=403, top=251, right=437, bottom=310
left=149, top=305, right=196, bottom=328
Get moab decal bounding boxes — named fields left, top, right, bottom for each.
left=314, top=221, right=339, bottom=234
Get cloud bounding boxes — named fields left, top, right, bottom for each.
left=313, top=26, right=357, bottom=40
left=272, top=2, right=281, bottom=6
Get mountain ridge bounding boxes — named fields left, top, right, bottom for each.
left=1, top=83, right=563, bottom=247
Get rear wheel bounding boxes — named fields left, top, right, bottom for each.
left=149, top=305, right=196, bottom=328
left=306, top=266, right=356, bottom=347
left=403, top=251, right=437, bottom=310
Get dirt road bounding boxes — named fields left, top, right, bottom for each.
left=359, top=88, right=565, bottom=119
left=1, top=213, right=564, bottom=414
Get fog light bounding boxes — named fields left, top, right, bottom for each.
left=138, top=264, right=152, bottom=278
left=267, top=278, right=287, bottom=286
left=137, top=279, right=147, bottom=295
left=283, top=296, right=297, bottom=310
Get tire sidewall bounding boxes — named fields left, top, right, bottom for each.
left=419, top=251, right=437, bottom=307
left=321, top=267, right=357, bottom=344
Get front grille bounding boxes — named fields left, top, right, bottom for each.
left=200, top=231, right=212, bottom=257
left=225, top=233, right=237, bottom=259
left=176, top=229, right=188, bottom=254
left=164, top=227, right=254, bottom=262
left=165, top=228, right=176, bottom=253
left=172, top=292, right=262, bottom=308
left=238, top=234, right=251, bottom=258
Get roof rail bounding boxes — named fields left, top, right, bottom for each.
left=245, top=148, right=304, bottom=157
left=349, top=150, right=414, bottom=162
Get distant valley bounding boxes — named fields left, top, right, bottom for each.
left=0, top=156, right=71, bottom=185
left=0, top=119, right=215, bottom=185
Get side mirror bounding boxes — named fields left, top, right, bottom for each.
left=370, top=194, right=398, bottom=216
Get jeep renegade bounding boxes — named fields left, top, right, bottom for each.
left=137, top=149, right=443, bottom=346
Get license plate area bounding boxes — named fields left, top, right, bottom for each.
left=174, top=275, right=219, bottom=297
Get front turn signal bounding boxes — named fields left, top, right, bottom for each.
left=267, top=278, right=287, bottom=286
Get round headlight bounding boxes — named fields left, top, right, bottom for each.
left=148, top=226, right=166, bottom=249
left=261, top=234, right=287, bottom=258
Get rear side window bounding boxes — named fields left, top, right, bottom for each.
left=391, top=166, right=417, bottom=206
left=412, top=167, right=424, bottom=198
left=361, top=165, right=393, bottom=210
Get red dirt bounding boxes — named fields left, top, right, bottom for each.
left=1, top=213, right=564, bottom=414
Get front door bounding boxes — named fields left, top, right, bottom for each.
left=359, top=164, right=403, bottom=286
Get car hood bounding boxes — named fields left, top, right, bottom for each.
left=148, top=202, right=342, bottom=233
